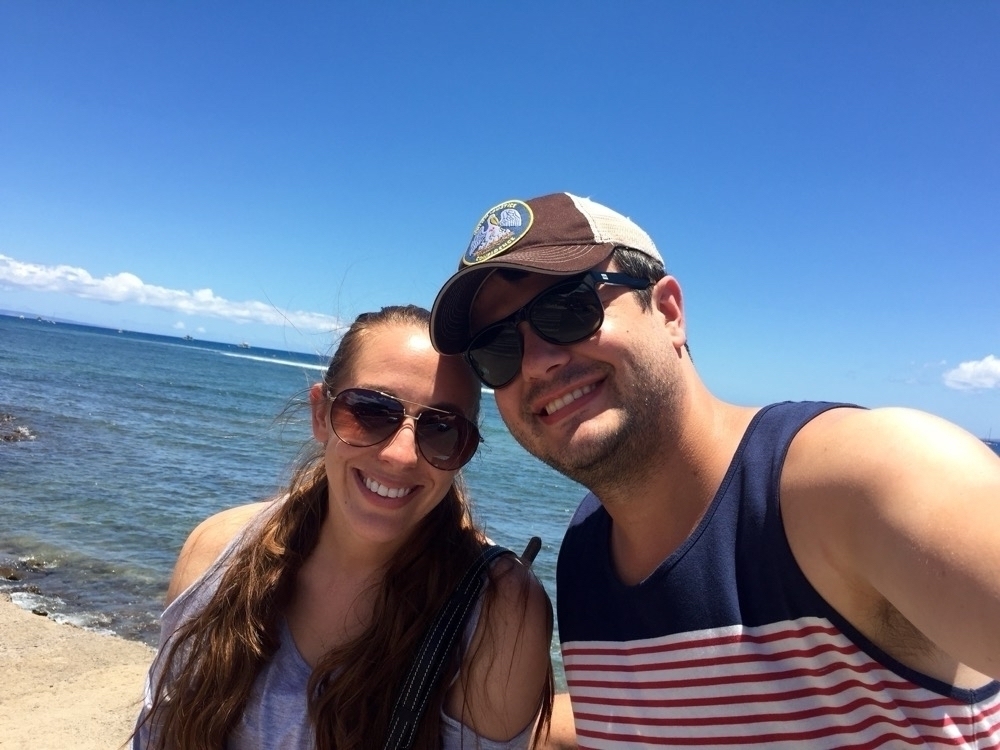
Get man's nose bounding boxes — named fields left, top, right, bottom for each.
left=517, top=323, right=571, bottom=382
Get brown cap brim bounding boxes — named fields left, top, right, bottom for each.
left=430, top=243, right=616, bottom=354
left=430, top=192, right=662, bottom=354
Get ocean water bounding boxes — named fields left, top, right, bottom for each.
left=4, top=313, right=999, bottom=692
left=0, top=313, right=584, bottom=687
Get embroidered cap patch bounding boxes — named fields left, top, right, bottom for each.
left=462, top=200, right=533, bottom=266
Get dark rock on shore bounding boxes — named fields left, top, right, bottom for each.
left=0, top=413, right=36, bottom=443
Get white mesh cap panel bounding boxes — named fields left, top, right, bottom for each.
left=568, top=194, right=663, bottom=263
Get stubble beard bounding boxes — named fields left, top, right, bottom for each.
left=504, top=359, right=681, bottom=499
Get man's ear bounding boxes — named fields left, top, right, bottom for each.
left=652, top=276, right=687, bottom=349
left=309, top=383, right=330, bottom=442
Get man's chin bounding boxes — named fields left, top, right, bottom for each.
left=539, top=429, right=632, bottom=486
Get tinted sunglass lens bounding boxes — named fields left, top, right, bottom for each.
left=416, top=413, right=479, bottom=470
left=468, top=324, right=522, bottom=389
left=330, top=388, right=478, bottom=470
left=330, top=390, right=401, bottom=446
left=530, top=283, right=603, bottom=343
left=466, top=281, right=603, bottom=389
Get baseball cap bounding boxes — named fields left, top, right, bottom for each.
left=430, top=192, right=663, bottom=354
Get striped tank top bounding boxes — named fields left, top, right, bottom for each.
left=556, top=401, right=1000, bottom=748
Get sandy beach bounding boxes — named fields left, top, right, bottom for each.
left=0, top=593, right=155, bottom=750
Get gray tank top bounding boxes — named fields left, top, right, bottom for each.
left=135, top=503, right=533, bottom=749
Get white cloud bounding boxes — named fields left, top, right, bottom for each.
left=0, top=254, right=340, bottom=332
left=943, top=355, right=1000, bottom=391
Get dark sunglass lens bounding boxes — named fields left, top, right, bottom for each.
left=416, top=413, right=479, bottom=470
left=331, top=390, right=401, bottom=446
left=468, top=324, right=522, bottom=389
left=531, top=282, right=603, bottom=344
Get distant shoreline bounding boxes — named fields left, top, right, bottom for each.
left=0, top=310, right=329, bottom=366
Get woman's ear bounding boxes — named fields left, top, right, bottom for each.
left=652, top=276, right=687, bottom=349
left=309, top=383, right=330, bottom=442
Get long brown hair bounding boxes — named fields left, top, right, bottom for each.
left=135, top=305, right=553, bottom=749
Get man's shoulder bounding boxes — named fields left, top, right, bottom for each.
left=783, top=406, right=999, bottom=502
left=786, top=406, right=952, bottom=467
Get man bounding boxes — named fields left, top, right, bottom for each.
left=430, top=192, right=1000, bottom=748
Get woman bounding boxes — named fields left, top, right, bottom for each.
left=133, top=305, right=554, bottom=749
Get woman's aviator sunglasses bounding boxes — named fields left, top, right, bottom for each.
left=464, top=270, right=653, bottom=389
left=328, top=388, right=482, bottom=471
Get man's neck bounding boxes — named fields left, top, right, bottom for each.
left=601, top=396, right=758, bottom=586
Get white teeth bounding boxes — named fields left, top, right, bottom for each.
left=544, top=383, right=596, bottom=416
left=363, top=476, right=414, bottom=499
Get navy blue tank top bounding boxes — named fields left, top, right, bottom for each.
left=556, top=401, right=1000, bottom=749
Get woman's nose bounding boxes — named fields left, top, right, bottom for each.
left=377, top=418, right=421, bottom=467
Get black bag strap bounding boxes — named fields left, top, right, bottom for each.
left=382, top=543, right=512, bottom=750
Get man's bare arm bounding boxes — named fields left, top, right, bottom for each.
left=783, top=407, right=1000, bottom=679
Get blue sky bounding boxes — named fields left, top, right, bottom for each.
left=2, top=2, right=998, bottom=438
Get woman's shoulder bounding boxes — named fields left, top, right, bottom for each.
left=446, top=551, right=552, bottom=743
left=164, top=500, right=275, bottom=606
left=487, top=553, right=549, bottom=615
left=484, top=554, right=552, bottom=670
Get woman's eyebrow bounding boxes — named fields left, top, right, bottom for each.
left=352, top=384, right=467, bottom=416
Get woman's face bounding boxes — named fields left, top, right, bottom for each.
left=310, top=323, right=479, bottom=554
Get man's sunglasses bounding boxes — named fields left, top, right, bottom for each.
left=328, top=387, right=482, bottom=471
left=464, top=270, right=653, bottom=389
